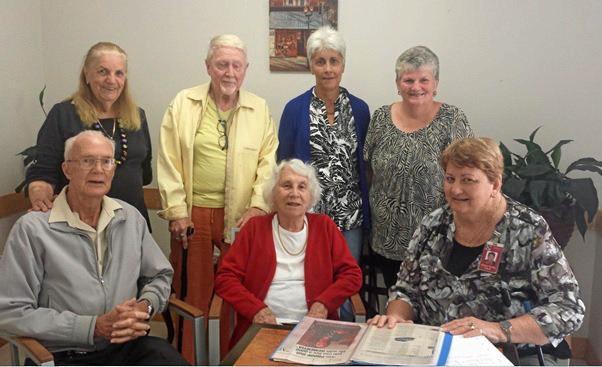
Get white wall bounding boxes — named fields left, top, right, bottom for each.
left=1, top=0, right=601, bottom=342
left=0, top=0, right=44, bottom=252
left=0, top=0, right=44, bottom=193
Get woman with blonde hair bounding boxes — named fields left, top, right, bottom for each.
left=26, top=41, right=153, bottom=226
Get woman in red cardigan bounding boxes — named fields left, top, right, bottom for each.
left=215, top=159, right=362, bottom=346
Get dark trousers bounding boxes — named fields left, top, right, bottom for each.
left=373, top=252, right=403, bottom=290
left=39, top=336, right=189, bottom=366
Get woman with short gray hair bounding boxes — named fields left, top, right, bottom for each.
left=364, top=45, right=472, bottom=289
left=277, top=26, right=371, bottom=273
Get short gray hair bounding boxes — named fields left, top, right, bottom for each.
left=64, top=130, right=115, bottom=160
left=395, top=45, right=439, bottom=81
left=306, top=26, right=345, bottom=64
left=206, top=34, right=247, bottom=62
left=264, top=159, right=322, bottom=212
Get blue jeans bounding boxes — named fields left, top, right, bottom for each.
left=340, top=228, right=363, bottom=321
left=343, top=227, right=363, bottom=263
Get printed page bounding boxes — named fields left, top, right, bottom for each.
left=351, top=323, right=445, bottom=365
left=270, top=317, right=367, bottom=365
left=446, top=335, right=513, bottom=366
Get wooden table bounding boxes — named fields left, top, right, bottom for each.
left=221, top=324, right=295, bottom=366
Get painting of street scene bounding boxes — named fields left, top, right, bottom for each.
left=269, top=0, right=338, bottom=71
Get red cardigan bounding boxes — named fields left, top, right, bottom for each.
left=215, top=213, right=362, bottom=345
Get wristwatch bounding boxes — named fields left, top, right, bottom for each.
left=499, top=320, right=513, bottom=343
left=139, top=299, right=153, bottom=317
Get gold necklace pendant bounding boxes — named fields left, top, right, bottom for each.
left=276, top=219, right=307, bottom=256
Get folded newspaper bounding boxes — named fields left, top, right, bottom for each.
left=270, top=317, right=452, bottom=365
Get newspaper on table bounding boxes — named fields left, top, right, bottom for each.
left=270, top=316, right=451, bottom=365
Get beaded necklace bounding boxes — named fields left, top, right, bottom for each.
left=93, top=118, right=128, bottom=165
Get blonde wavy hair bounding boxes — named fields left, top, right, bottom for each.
left=69, top=42, right=140, bottom=130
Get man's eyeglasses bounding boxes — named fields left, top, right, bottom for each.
left=217, top=118, right=228, bottom=151
left=67, top=157, right=115, bottom=170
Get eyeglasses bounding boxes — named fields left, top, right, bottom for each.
left=67, top=157, right=115, bottom=170
left=217, top=118, right=228, bottom=151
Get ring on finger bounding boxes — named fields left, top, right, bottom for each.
left=469, top=322, right=475, bottom=330
left=179, top=233, right=186, bottom=238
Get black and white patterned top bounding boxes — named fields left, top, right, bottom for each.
left=390, top=197, right=585, bottom=348
left=364, top=103, right=472, bottom=260
left=309, top=88, right=363, bottom=231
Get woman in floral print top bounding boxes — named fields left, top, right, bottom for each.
left=369, top=138, right=584, bottom=366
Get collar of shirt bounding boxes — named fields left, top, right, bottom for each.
left=48, top=186, right=122, bottom=234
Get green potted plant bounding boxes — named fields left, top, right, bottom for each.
left=15, top=86, right=47, bottom=193
left=499, top=126, right=602, bottom=248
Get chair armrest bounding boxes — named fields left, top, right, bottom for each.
left=350, top=293, right=366, bottom=323
left=0, top=333, right=55, bottom=366
left=208, top=294, right=224, bottom=365
left=167, top=297, right=207, bottom=365
left=209, top=294, right=223, bottom=320
left=17, top=337, right=54, bottom=365
left=168, top=297, right=203, bottom=320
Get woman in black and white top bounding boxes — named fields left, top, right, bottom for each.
left=277, top=26, right=371, bottom=269
left=364, top=46, right=472, bottom=289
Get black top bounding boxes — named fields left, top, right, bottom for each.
left=26, top=101, right=153, bottom=228
left=446, top=239, right=484, bottom=276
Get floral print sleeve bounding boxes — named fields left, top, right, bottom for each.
left=527, top=218, right=585, bottom=346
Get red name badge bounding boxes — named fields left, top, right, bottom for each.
left=478, top=241, right=504, bottom=273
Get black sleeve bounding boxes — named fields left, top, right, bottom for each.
left=140, top=108, right=153, bottom=186
left=26, top=103, right=82, bottom=192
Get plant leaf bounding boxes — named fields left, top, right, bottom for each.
left=567, top=178, right=599, bottom=222
left=39, top=85, right=47, bottom=117
left=545, top=140, right=572, bottom=169
left=499, top=142, right=514, bottom=169
left=565, top=157, right=602, bottom=176
left=529, top=126, right=543, bottom=142
left=516, top=164, right=553, bottom=177
left=528, top=180, right=548, bottom=208
left=502, top=177, right=526, bottom=201
left=16, top=145, right=37, bottom=156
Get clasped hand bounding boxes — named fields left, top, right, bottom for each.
left=94, top=298, right=151, bottom=344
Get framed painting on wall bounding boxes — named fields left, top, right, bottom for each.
left=269, top=0, right=338, bottom=72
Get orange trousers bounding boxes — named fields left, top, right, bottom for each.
left=169, top=207, right=229, bottom=364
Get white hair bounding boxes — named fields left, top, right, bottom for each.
left=64, top=130, right=115, bottom=160
left=263, top=159, right=322, bottom=212
left=206, top=34, right=247, bottom=62
left=306, top=26, right=346, bottom=65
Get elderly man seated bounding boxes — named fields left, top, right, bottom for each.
left=0, top=131, right=187, bottom=365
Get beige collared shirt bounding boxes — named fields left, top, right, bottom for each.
left=49, top=186, right=122, bottom=275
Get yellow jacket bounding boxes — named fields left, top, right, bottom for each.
left=157, top=83, right=278, bottom=243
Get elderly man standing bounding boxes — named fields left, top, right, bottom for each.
left=158, top=34, right=278, bottom=361
left=0, top=131, right=186, bottom=365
